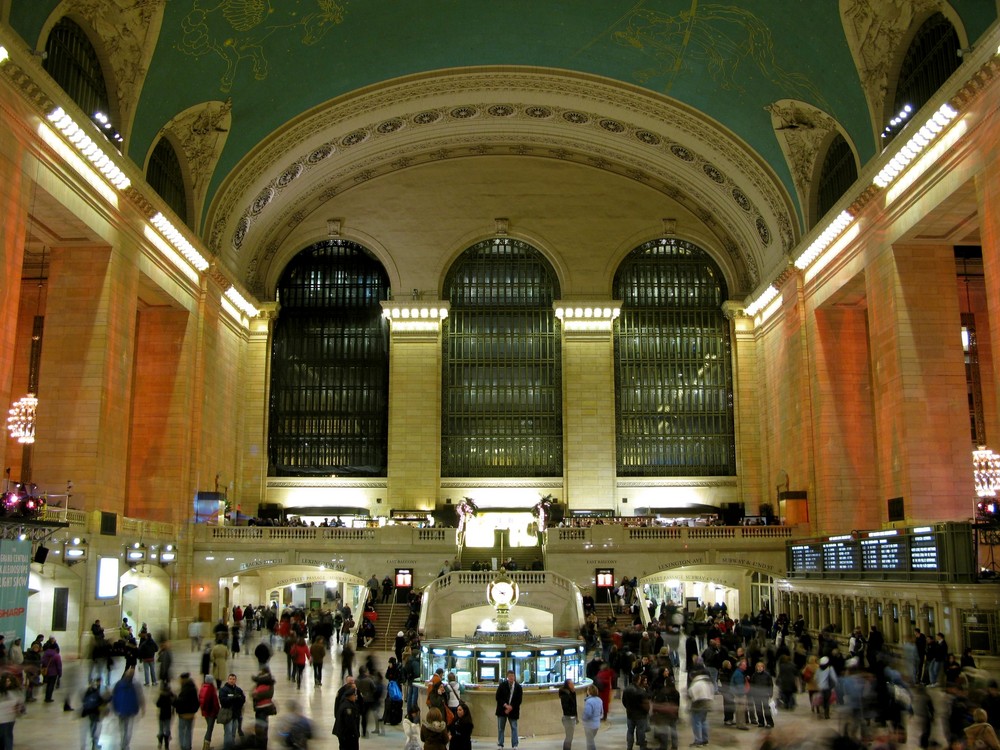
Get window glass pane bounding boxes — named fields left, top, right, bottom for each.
left=442, top=238, right=562, bottom=477
left=268, top=240, right=390, bottom=477
left=147, top=138, right=188, bottom=225
left=613, top=239, right=735, bottom=476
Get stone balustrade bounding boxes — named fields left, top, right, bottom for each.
left=545, top=523, right=796, bottom=548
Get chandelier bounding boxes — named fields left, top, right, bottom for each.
left=972, top=446, right=1000, bottom=498
left=7, top=393, right=37, bottom=444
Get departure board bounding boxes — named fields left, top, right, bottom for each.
left=785, top=523, right=974, bottom=582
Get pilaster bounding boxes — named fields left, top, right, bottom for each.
left=383, top=301, right=449, bottom=509
left=866, top=244, right=972, bottom=524
left=555, top=301, right=620, bottom=508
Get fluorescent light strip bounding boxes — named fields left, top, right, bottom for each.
left=150, top=212, right=209, bottom=271
left=744, top=284, right=778, bottom=317
left=873, top=103, right=958, bottom=188
left=225, top=286, right=259, bottom=318
left=794, top=211, right=854, bottom=270
left=46, top=107, right=131, bottom=190
left=382, top=307, right=448, bottom=319
left=554, top=306, right=621, bottom=320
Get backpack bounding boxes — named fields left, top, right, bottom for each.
left=82, top=687, right=103, bottom=715
left=387, top=680, right=402, bottom=702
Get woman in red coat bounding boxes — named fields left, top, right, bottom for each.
left=595, top=663, right=616, bottom=720
left=199, top=674, right=221, bottom=748
left=289, top=636, right=311, bottom=689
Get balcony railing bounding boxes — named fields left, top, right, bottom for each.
left=547, top=524, right=797, bottom=547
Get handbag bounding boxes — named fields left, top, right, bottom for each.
left=217, top=707, right=233, bottom=723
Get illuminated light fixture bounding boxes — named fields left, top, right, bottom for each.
left=7, top=393, right=38, bottom=443
left=224, top=286, right=259, bottom=318
left=126, top=544, right=146, bottom=562
left=794, top=211, right=854, bottom=270
left=554, top=304, right=621, bottom=332
left=150, top=213, right=209, bottom=271
left=160, top=544, right=176, bottom=563
left=382, top=307, right=447, bottom=319
left=881, top=104, right=913, bottom=139
left=0, top=46, right=9, bottom=64
left=873, top=103, right=959, bottom=188
left=744, top=285, right=779, bottom=317
left=973, top=446, right=1000, bottom=498
left=381, top=303, right=449, bottom=332
left=46, top=107, right=130, bottom=190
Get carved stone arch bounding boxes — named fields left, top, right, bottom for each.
left=603, top=228, right=741, bottom=303
left=767, top=99, right=859, bottom=231
left=261, top=226, right=401, bottom=304
left=436, top=229, right=572, bottom=305
left=839, top=0, right=965, bottom=146
left=206, top=68, right=797, bottom=300
left=39, top=0, right=166, bottom=147
left=152, top=100, right=233, bottom=235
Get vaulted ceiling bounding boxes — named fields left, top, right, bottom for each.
left=5, top=1, right=997, bottom=298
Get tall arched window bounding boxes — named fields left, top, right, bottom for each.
left=442, top=238, right=562, bottom=477
left=887, top=12, right=960, bottom=144
left=147, top=138, right=188, bottom=226
left=43, top=18, right=120, bottom=147
left=613, top=239, right=735, bottom=476
left=815, top=134, right=857, bottom=223
left=269, top=240, right=390, bottom=477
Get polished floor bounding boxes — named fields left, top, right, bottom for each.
left=11, top=631, right=955, bottom=750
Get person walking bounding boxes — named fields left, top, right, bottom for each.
left=622, top=673, right=650, bottom=750
left=174, top=672, right=201, bottom=750
left=420, top=707, right=449, bottom=750
left=199, top=674, right=221, bottom=750
left=559, top=678, right=578, bottom=750
left=687, top=669, right=714, bottom=747
left=155, top=682, right=175, bottom=750
left=730, top=658, right=751, bottom=730
left=581, top=685, right=603, bottom=750
left=648, top=676, right=680, bottom=750
left=0, top=673, right=25, bottom=750
left=80, top=677, right=111, bottom=750
left=210, top=636, right=230, bottom=686
left=289, top=636, right=310, bottom=690
left=495, top=670, right=522, bottom=750
left=310, top=636, right=327, bottom=686
left=748, top=660, right=775, bottom=728
left=111, top=667, right=146, bottom=750
left=815, top=656, right=838, bottom=720
left=251, top=666, right=277, bottom=748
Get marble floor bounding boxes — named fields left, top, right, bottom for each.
left=10, top=632, right=954, bottom=750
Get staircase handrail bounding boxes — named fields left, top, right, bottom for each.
left=383, top=595, right=396, bottom=646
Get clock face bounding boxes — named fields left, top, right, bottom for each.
left=489, top=580, right=517, bottom=606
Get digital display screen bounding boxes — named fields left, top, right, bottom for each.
left=910, top=534, right=940, bottom=570
left=96, top=557, right=119, bottom=599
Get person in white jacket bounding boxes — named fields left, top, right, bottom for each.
left=402, top=707, right=422, bottom=750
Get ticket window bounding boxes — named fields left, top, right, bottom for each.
left=395, top=568, right=413, bottom=603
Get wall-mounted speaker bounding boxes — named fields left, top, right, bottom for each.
left=33, top=545, right=49, bottom=564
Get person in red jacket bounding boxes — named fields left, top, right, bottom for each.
left=199, top=674, right=220, bottom=750
left=595, top=662, right=616, bottom=720
left=289, top=636, right=311, bottom=690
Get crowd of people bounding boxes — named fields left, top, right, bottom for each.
left=1, top=578, right=998, bottom=750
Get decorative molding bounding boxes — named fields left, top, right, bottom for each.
left=440, top=479, right=564, bottom=489
left=840, top=0, right=943, bottom=138
left=266, top=478, right=388, bottom=489
left=616, top=477, right=738, bottom=488
left=159, top=99, right=232, bottom=232
left=204, top=70, right=796, bottom=296
left=68, top=0, right=167, bottom=143
left=767, top=99, right=847, bottom=223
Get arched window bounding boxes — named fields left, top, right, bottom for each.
left=815, top=134, right=857, bottom=223
left=613, top=239, right=735, bottom=476
left=43, top=18, right=120, bottom=147
left=887, top=12, right=960, bottom=143
left=147, top=138, right=188, bottom=226
left=269, top=240, right=390, bottom=477
left=442, top=238, right=562, bottom=477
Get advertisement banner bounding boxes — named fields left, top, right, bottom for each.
left=0, top=539, right=31, bottom=642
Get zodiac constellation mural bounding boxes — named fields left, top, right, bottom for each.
left=178, top=0, right=346, bottom=92
left=613, top=2, right=828, bottom=109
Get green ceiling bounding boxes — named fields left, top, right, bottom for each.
left=8, top=1, right=999, bottom=222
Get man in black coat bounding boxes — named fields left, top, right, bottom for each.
left=495, top=670, right=523, bottom=749
left=333, top=686, right=361, bottom=750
